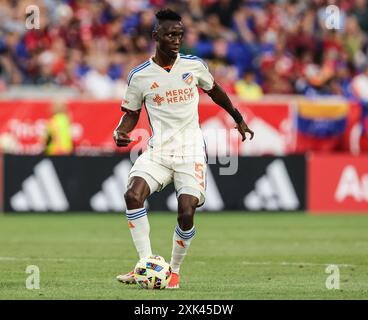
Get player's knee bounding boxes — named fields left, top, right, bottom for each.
left=124, top=189, right=145, bottom=208
left=177, top=204, right=196, bottom=230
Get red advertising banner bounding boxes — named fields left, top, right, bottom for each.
left=308, top=154, right=368, bottom=213
left=198, top=99, right=293, bottom=156
left=67, top=100, right=153, bottom=154
left=0, top=98, right=363, bottom=156
left=0, top=99, right=292, bottom=156
left=67, top=98, right=293, bottom=156
left=0, top=101, right=51, bottom=154
left=67, top=100, right=121, bottom=154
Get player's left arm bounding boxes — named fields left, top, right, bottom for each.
left=205, top=82, right=254, bottom=141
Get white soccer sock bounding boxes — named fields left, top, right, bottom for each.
left=126, top=208, right=152, bottom=259
left=170, top=225, right=195, bottom=274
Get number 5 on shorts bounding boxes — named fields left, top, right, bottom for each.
left=195, top=163, right=205, bottom=188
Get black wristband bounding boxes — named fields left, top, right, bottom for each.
left=231, top=108, right=243, bottom=124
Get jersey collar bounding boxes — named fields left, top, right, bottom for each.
left=150, top=54, right=180, bottom=74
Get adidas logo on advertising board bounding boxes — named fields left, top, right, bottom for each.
left=90, top=160, right=132, bottom=211
left=244, top=160, right=300, bottom=210
left=10, top=159, right=69, bottom=211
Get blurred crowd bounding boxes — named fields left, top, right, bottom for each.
left=1, top=0, right=368, bottom=102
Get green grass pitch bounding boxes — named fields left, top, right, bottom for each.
left=0, top=213, right=367, bottom=300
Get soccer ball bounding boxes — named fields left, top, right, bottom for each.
left=134, top=255, right=172, bottom=289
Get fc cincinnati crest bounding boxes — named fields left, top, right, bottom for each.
left=182, top=72, right=193, bottom=85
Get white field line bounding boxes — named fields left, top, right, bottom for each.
left=192, top=261, right=357, bottom=268
left=0, top=257, right=357, bottom=268
left=240, top=261, right=355, bottom=268
left=0, top=256, right=130, bottom=262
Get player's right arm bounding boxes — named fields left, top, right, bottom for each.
left=113, top=73, right=143, bottom=147
left=113, top=112, right=140, bottom=147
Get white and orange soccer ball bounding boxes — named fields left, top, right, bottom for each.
left=134, top=255, right=172, bottom=289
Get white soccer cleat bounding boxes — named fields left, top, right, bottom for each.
left=116, top=271, right=136, bottom=284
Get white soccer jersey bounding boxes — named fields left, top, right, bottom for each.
left=121, top=54, right=214, bottom=156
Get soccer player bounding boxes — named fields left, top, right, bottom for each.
left=114, top=9, right=254, bottom=289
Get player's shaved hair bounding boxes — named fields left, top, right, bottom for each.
left=154, top=9, right=182, bottom=31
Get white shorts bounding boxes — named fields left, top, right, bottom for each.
left=128, top=151, right=207, bottom=206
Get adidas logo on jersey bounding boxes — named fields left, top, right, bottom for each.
left=10, top=159, right=69, bottom=211
left=243, top=160, right=299, bottom=210
left=150, top=82, right=159, bottom=89
left=90, top=160, right=135, bottom=211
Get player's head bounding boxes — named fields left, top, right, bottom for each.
left=152, top=9, right=184, bottom=59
